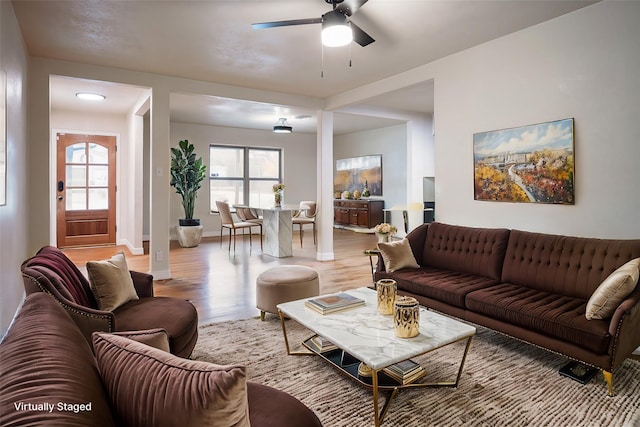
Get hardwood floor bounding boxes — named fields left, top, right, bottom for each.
left=63, top=229, right=380, bottom=324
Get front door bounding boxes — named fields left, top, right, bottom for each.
left=56, top=133, right=116, bottom=248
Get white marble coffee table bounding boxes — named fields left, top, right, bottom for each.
left=277, top=287, right=476, bottom=426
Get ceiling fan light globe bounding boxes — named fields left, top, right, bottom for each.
left=321, top=24, right=353, bottom=47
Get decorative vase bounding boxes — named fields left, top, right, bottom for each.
left=362, top=180, right=370, bottom=198
left=376, top=279, right=397, bottom=315
left=394, top=296, right=420, bottom=338
left=376, top=232, right=390, bottom=243
left=274, top=191, right=282, bottom=207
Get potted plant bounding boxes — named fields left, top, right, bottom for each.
left=170, top=139, right=207, bottom=247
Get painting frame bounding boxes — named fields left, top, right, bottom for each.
left=334, top=155, right=382, bottom=196
left=473, top=118, right=575, bottom=204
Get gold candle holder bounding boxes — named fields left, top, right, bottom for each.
left=376, top=279, right=397, bottom=315
left=394, top=296, right=420, bottom=338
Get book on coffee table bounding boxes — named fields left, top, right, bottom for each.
left=305, top=292, right=365, bottom=314
left=383, top=360, right=427, bottom=385
left=307, top=335, right=338, bottom=353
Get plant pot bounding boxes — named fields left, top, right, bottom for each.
left=176, top=225, right=203, bottom=248
left=179, top=218, right=201, bottom=226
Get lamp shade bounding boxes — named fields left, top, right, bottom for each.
left=273, top=118, right=292, bottom=133
left=321, top=11, right=352, bottom=47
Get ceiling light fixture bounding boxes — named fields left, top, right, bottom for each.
left=76, top=92, right=106, bottom=101
left=273, top=118, right=293, bottom=134
left=321, top=10, right=352, bottom=47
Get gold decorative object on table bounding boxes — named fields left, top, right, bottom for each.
left=376, top=279, right=397, bottom=315
left=394, top=296, right=420, bottom=338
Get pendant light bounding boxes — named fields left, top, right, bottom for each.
left=273, top=118, right=293, bottom=134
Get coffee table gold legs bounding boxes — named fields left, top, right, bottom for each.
left=278, top=309, right=314, bottom=356
left=372, top=371, right=398, bottom=427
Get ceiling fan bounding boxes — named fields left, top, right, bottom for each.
left=252, top=0, right=375, bottom=47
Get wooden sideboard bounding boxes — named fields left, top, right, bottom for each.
left=334, top=199, right=384, bottom=228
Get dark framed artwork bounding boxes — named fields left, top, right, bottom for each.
left=334, top=155, right=382, bottom=196
left=473, top=118, right=574, bottom=204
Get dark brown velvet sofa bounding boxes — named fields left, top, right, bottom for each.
left=375, top=222, right=640, bottom=395
left=21, top=246, right=198, bottom=358
left=0, top=293, right=322, bottom=427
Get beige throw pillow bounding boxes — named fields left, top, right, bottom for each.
left=586, top=258, right=640, bottom=320
left=377, top=238, right=420, bottom=273
left=87, top=251, right=139, bottom=311
left=92, top=333, right=250, bottom=427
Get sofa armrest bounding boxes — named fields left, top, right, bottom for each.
left=405, top=223, right=429, bottom=266
left=131, top=270, right=154, bottom=297
left=608, top=286, right=640, bottom=369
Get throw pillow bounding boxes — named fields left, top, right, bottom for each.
left=93, top=333, right=250, bottom=427
left=107, top=328, right=170, bottom=352
left=586, top=257, right=640, bottom=320
left=87, top=252, right=139, bottom=311
left=377, top=238, right=420, bottom=273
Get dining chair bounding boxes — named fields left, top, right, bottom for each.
left=216, top=201, right=263, bottom=252
left=292, top=201, right=317, bottom=247
left=236, top=206, right=263, bottom=225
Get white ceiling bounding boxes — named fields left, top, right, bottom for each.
left=16, top=0, right=597, bottom=134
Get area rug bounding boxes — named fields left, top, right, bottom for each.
left=192, top=317, right=640, bottom=427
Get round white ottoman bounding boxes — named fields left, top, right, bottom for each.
left=256, top=265, right=319, bottom=320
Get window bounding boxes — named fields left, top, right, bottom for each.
left=210, top=145, right=282, bottom=211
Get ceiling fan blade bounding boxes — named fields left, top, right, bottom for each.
left=252, top=18, right=322, bottom=30
left=350, top=21, right=375, bottom=47
left=336, top=0, right=369, bottom=17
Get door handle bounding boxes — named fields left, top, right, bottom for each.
left=57, top=195, right=63, bottom=201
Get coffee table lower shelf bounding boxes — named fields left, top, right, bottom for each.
left=280, top=318, right=473, bottom=426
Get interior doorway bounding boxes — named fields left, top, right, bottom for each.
left=56, top=133, right=116, bottom=248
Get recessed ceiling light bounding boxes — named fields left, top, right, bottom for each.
left=76, top=92, right=106, bottom=101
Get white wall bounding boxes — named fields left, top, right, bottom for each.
left=432, top=2, right=640, bottom=238
left=169, top=122, right=317, bottom=237
left=0, top=2, right=29, bottom=336
left=334, top=124, right=408, bottom=210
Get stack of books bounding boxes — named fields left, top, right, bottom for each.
left=304, top=292, right=365, bottom=314
left=382, top=360, right=426, bottom=385
left=306, top=335, right=338, bottom=353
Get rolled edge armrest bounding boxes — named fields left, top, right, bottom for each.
left=131, top=270, right=154, bottom=297
left=22, top=272, right=114, bottom=344
left=405, top=223, right=429, bottom=266
left=608, top=286, right=640, bottom=370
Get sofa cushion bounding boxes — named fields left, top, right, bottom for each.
left=113, top=296, right=198, bottom=358
left=93, top=333, right=250, bottom=427
left=382, top=266, right=501, bottom=309
left=0, top=293, right=115, bottom=426
left=502, top=229, right=640, bottom=299
left=466, top=283, right=610, bottom=354
left=108, top=328, right=171, bottom=352
left=377, top=238, right=420, bottom=272
left=586, top=257, right=640, bottom=320
left=422, top=222, right=511, bottom=281
left=87, top=251, right=139, bottom=311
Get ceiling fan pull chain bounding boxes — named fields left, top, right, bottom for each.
left=349, top=41, right=352, bottom=68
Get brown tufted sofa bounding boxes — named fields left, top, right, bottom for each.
left=0, top=293, right=323, bottom=426
left=21, top=246, right=198, bottom=358
left=375, top=222, right=640, bottom=395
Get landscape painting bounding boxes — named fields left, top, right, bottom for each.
left=473, top=118, right=574, bottom=204
left=334, top=155, right=382, bottom=196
